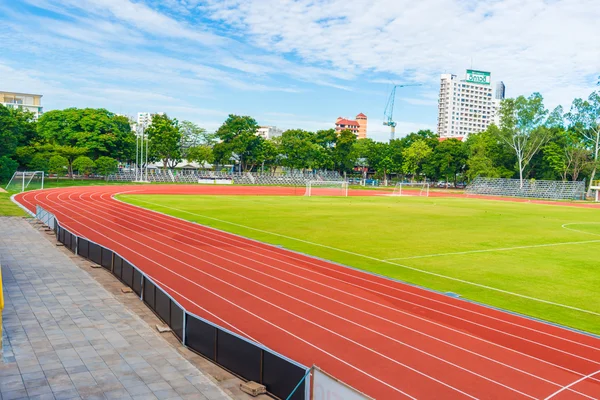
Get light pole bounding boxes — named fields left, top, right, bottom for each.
left=145, top=123, right=149, bottom=181
left=135, top=125, right=139, bottom=181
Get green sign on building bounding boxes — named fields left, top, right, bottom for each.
left=465, top=69, right=491, bottom=85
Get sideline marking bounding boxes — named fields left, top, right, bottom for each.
left=562, top=223, right=600, bottom=238
left=386, top=240, right=600, bottom=260
left=544, top=369, right=600, bottom=399
left=121, top=196, right=600, bottom=317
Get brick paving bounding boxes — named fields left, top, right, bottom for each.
left=0, top=217, right=261, bottom=400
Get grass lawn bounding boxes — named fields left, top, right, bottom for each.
left=120, top=194, right=600, bottom=335
left=0, top=191, right=27, bottom=216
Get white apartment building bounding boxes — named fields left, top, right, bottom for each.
left=0, top=91, right=43, bottom=119
left=137, top=112, right=164, bottom=127
left=437, top=70, right=505, bottom=140
left=257, top=126, right=283, bottom=140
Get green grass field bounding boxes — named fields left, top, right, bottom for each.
left=119, top=194, right=600, bottom=335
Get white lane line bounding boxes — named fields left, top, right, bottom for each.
left=386, top=240, right=600, bottom=260
left=60, top=193, right=416, bottom=400
left=116, top=196, right=600, bottom=352
left=123, top=197, right=600, bottom=318
left=83, top=194, right=557, bottom=398
left=38, top=190, right=455, bottom=399
left=27, top=188, right=600, bottom=394
left=92, top=193, right=598, bottom=397
left=544, top=369, right=600, bottom=400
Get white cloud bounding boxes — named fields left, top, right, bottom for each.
left=202, top=0, right=600, bottom=109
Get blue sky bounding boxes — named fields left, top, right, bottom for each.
left=1, top=0, right=598, bottom=141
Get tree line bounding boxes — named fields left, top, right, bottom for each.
left=0, top=84, right=598, bottom=189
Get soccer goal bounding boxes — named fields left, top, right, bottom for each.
left=305, top=180, right=349, bottom=197
left=5, top=171, right=45, bottom=193
left=392, top=182, right=430, bottom=197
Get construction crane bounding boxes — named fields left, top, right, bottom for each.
left=383, top=84, right=422, bottom=141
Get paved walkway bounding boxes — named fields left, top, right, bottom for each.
left=0, top=217, right=234, bottom=400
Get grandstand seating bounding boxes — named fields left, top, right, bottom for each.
left=107, top=170, right=344, bottom=186
left=466, top=177, right=586, bottom=200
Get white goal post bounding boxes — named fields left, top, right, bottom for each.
left=392, top=182, right=430, bottom=197
left=5, top=171, right=45, bottom=192
left=305, top=180, right=349, bottom=197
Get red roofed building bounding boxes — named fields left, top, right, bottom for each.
left=335, top=113, right=367, bottom=139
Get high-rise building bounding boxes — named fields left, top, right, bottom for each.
left=496, top=81, right=506, bottom=100
left=256, top=126, right=283, bottom=140
left=137, top=112, right=164, bottom=126
left=335, top=113, right=367, bottom=139
left=437, top=70, right=504, bottom=140
left=0, top=91, right=43, bottom=119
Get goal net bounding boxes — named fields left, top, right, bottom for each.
left=392, top=182, right=429, bottom=197
left=5, top=171, right=45, bottom=193
left=305, top=180, right=349, bottom=197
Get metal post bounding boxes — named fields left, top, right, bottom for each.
left=145, top=125, right=149, bottom=181
left=22, top=171, right=25, bottom=192
left=41, top=172, right=44, bottom=190
left=135, top=130, right=139, bottom=181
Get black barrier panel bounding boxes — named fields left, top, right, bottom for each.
left=122, top=261, right=134, bottom=288
left=69, top=233, right=77, bottom=253
left=59, top=227, right=65, bottom=244
left=101, top=248, right=112, bottom=270
left=217, top=330, right=262, bottom=383
left=78, top=239, right=89, bottom=259
left=113, top=255, right=123, bottom=279
left=64, top=231, right=72, bottom=251
left=262, top=351, right=306, bottom=400
left=170, top=302, right=183, bottom=341
left=155, top=289, right=171, bottom=325
left=89, top=242, right=101, bottom=265
left=185, top=315, right=216, bottom=360
left=132, top=269, right=142, bottom=296
left=143, top=278, right=155, bottom=309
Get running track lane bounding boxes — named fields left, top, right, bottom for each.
left=15, top=185, right=600, bottom=400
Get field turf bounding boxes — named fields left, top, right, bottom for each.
left=121, top=194, right=600, bottom=334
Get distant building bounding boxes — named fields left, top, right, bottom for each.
left=437, top=70, right=505, bottom=140
left=0, top=91, right=43, bottom=119
left=137, top=112, right=164, bottom=127
left=495, top=81, right=506, bottom=100
left=257, top=126, right=283, bottom=140
left=335, top=113, right=367, bottom=139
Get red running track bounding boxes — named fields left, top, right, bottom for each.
left=14, top=185, right=600, bottom=399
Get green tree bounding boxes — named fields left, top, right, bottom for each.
left=431, top=138, right=467, bottom=184
left=543, top=131, right=594, bottom=182
left=48, top=155, right=68, bottom=180
left=280, top=129, right=321, bottom=171
left=180, top=121, right=215, bottom=160
left=37, top=108, right=134, bottom=160
left=213, top=115, right=263, bottom=172
left=565, top=91, right=600, bottom=191
left=0, top=105, right=37, bottom=158
left=332, top=130, right=357, bottom=173
left=146, top=114, right=182, bottom=169
left=55, top=146, right=88, bottom=178
left=402, top=139, right=433, bottom=181
left=186, top=145, right=214, bottom=168
left=0, top=156, right=18, bottom=183
left=95, top=156, right=118, bottom=180
left=464, top=127, right=514, bottom=180
left=72, top=156, right=95, bottom=175
left=496, top=93, right=550, bottom=187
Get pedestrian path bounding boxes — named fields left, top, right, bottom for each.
left=0, top=217, right=233, bottom=400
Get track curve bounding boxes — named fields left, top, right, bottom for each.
left=14, top=185, right=600, bottom=399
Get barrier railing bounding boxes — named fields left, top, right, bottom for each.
left=38, top=206, right=309, bottom=400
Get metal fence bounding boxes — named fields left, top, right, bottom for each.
left=36, top=206, right=309, bottom=400
left=466, top=177, right=586, bottom=200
